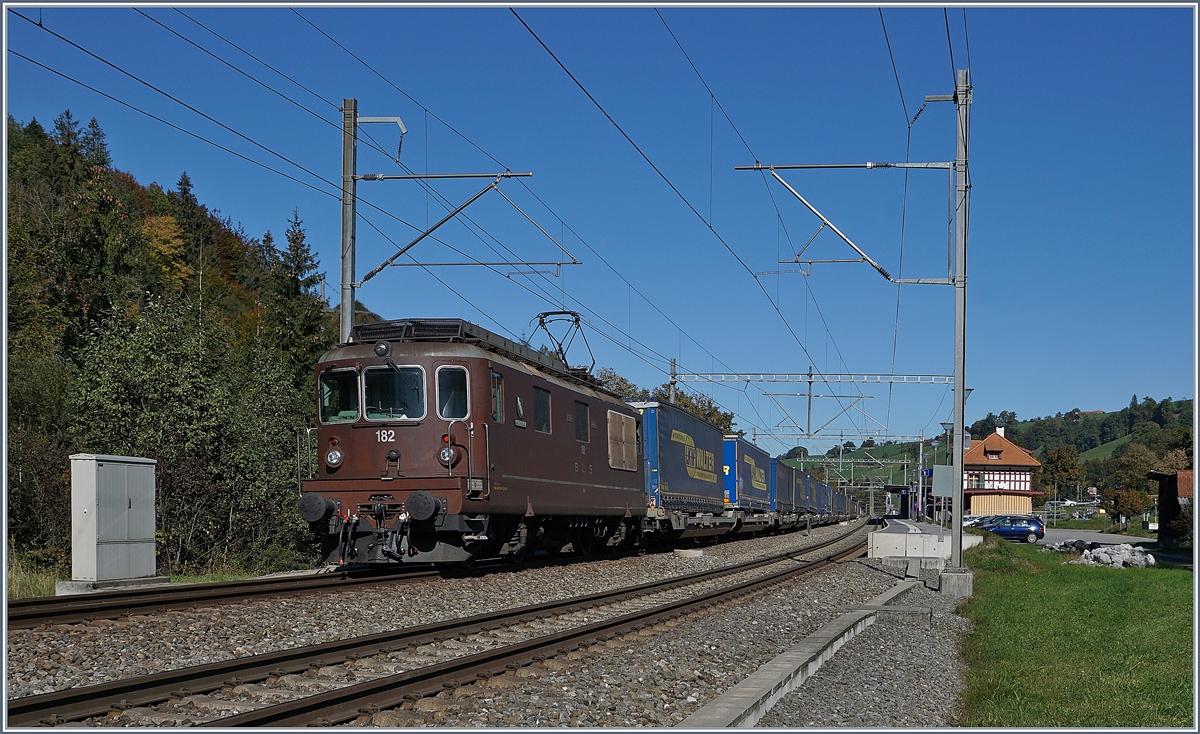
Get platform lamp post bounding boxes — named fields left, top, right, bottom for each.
left=941, top=421, right=955, bottom=537
left=926, top=438, right=936, bottom=525
left=942, top=385, right=973, bottom=568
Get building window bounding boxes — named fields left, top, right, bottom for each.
left=533, top=386, right=551, bottom=433
left=574, top=401, right=589, bottom=442
left=986, top=450, right=1002, bottom=461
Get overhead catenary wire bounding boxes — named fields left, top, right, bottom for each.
left=8, top=10, right=353, bottom=204
left=225, top=36, right=772, bottom=436
left=13, top=19, right=773, bottom=439
left=354, top=211, right=725, bottom=433
left=877, top=9, right=917, bottom=433
left=878, top=9, right=909, bottom=125
left=174, top=8, right=339, bottom=113
left=654, top=8, right=866, bottom=390
left=511, top=9, right=829, bottom=391
left=133, top=8, right=334, bottom=131
left=943, top=8, right=957, bottom=84
left=287, top=8, right=806, bottom=430
left=11, top=8, right=528, bottom=283
left=137, top=7, right=432, bottom=194
left=653, top=8, right=868, bottom=436
left=6, top=50, right=339, bottom=203
left=962, top=8, right=972, bottom=73
left=289, top=9, right=777, bottom=432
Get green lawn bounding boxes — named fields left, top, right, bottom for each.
left=959, top=535, right=1193, bottom=727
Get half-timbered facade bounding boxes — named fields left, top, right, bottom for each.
left=963, top=428, right=1042, bottom=515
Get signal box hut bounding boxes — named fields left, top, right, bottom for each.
left=962, top=427, right=1042, bottom=515
left=1147, top=469, right=1193, bottom=546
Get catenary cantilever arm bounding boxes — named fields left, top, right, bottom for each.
left=768, top=170, right=893, bottom=282
left=355, top=176, right=501, bottom=287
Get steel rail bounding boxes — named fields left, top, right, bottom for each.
left=6, top=526, right=863, bottom=727
left=7, top=542, right=672, bottom=630
left=5, top=567, right=442, bottom=631
left=212, top=541, right=867, bottom=727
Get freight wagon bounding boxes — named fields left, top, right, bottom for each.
left=631, top=400, right=739, bottom=540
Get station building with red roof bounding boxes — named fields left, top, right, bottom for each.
left=963, top=427, right=1043, bottom=516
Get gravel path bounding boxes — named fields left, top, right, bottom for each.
left=5, top=523, right=859, bottom=700
left=757, top=560, right=973, bottom=728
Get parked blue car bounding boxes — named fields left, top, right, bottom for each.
left=979, top=515, right=1045, bottom=544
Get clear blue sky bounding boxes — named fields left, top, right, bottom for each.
left=5, top=4, right=1195, bottom=456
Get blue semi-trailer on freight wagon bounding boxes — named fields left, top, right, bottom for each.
left=630, top=401, right=725, bottom=514
left=723, top=437, right=772, bottom=512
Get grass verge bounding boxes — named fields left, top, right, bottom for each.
left=959, top=534, right=1193, bottom=727
left=168, top=571, right=254, bottom=584
left=6, top=549, right=72, bottom=599
left=6, top=558, right=61, bottom=599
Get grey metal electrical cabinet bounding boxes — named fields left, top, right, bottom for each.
left=70, top=454, right=157, bottom=581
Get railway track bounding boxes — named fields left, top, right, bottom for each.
left=5, top=566, right=442, bottom=631
left=7, top=525, right=867, bottom=727
left=7, top=522, right=842, bottom=630
left=6, top=542, right=668, bottom=631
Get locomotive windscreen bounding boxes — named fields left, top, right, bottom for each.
left=320, top=370, right=360, bottom=423
left=365, top=366, right=425, bottom=420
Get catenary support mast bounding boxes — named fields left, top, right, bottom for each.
left=950, top=69, right=972, bottom=568
left=340, top=99, right=358, bottom=345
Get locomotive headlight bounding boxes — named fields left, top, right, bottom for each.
left=438, top=446, right=455, bottom=465
left=326, top=448, right=344, bottom=467
left=373, top=340, right=390, bottom=357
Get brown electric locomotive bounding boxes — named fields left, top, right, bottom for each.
left=297, top=318, right=645, bottom=565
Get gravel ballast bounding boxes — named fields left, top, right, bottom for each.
left=6, top=523, right=853, bottom=699
left=357, top=552, right=896, bottom=727
left=756, top=562, right=973, bottom=728
left=8, top=523, right=972, bottom=728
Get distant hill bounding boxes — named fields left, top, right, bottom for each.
left=776, top=395, right=1192, bottom=487
left=1078, top=434, right=1133, bottom=462
left=996, top=396, right=1191, bottom=459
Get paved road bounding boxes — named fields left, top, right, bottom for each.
left=1041, top=527, right=1151, bottom=546
left=881, top=517, right=1154, bottom=548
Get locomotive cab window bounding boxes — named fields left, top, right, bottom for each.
left=574, top=401, right=589, bottom=442
left=491, top=372, right=504, bottom=422
left=319, top=369, right=360, bottom=424
left=533, top=387, right=551, bottom=433
left=436, top=366, right=469, bottom=420
left=364, top=365, right=425, bottom=420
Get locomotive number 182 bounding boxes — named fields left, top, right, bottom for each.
left=375, top=429, right=396, bottom=443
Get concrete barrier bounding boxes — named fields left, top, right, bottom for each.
left=678, top=581, right=917, bottom=728
left=868, top=519, right=981, bottom=563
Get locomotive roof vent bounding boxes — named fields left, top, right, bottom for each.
left=352, top=319, right=568, bottom=372
left=350, top=317, right=619, bottom=397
